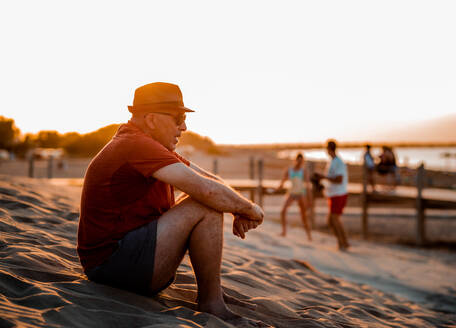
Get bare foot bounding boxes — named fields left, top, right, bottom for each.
left=279, top=232, right=286, bottom=237
left=198, top=301, right=241, bottom=321
left=195, top=289, right=257, bottom=311
left=339, top=244, right=350, bottom=251
left=199, top=300, right=269, bottom=327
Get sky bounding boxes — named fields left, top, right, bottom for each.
left=1, top=1, right=455, bottom=144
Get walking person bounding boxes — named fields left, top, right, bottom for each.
left=314, top=140, right=350, bottom=250
left=276, top=153, right=312, bottom=240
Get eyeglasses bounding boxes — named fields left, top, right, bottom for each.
left=154, top=112, right=186, bottom=126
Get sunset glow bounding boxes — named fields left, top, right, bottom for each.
left=1, top=1, right=455, bottom=144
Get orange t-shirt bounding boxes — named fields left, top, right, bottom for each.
left=77, top=121, right=189, bottom=271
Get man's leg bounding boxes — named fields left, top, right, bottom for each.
left=327, top=198, right=340, bottom=246
left=330, top=213, right=349, bottom=249
left=150, top=197, right=238, bottom=320
left=187, top=208, right=226, bottom=315
left=327, top=213, right=342, bottom=247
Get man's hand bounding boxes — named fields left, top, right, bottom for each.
left=232, top=203, right=264, bottom=239
left=249, top=203, right=264, bottom=223
left=313, top=172, right=325, bottom=180
left=233, top=215, right=260, bottom=239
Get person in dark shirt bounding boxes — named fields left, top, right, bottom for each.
left=377, top=146, right=400, bottom=189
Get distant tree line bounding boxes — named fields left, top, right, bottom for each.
left=0, top=116, right=219, bottom=158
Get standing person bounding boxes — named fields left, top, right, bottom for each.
left=363, top=144, right=376, bottom=192
left=77, top=82, right=266, bottom=326
left=276, top=153, right=312, bottom=240
left=314, top=140, right=350, bottom=250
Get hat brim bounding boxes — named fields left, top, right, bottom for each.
left=128, top=104, right=194, bottom=114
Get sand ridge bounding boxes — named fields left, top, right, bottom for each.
left=0, top=175, right=455, bottom=327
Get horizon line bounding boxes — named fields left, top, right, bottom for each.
left=217, top=141, right=456, bottom=149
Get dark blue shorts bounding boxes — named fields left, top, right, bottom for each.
left=86, top=219, right=174, bottom=295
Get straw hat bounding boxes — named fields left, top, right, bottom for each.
left=128, top=82, right=194, bottom=114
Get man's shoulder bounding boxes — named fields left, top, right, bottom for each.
left=329, top=156, right=340, bottom=166
left=88, top=123, right=179, bottom=172
left=115, top=123, right=174, bottom=154
left=330, top=156, right=346, bottom=172
left=334, top=156, right=345, bottom=165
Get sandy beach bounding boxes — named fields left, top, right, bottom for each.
left=1, top=172, right=455, bottom=327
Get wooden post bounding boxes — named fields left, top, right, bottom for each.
left=257, top=159, right=264, bottom=208
left=28, top=155, right=35, bottom=178
left=416, top=163, right=426, bottom=245
left=249, top=156, right=255, bottom=202
left=361, top=159, right=369, bottom=239
left=307, top=161, right=315, bottom=229
left=212, top=158, right=218, bottom=175
left=47, top=156, right=54, bottom=179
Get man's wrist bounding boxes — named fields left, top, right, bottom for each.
left=239, top=200, right=256, bottom=218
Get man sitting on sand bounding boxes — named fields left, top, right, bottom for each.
left=77, top=82, right=265, bottom=325
left=314, top=140, right=350, bottom=250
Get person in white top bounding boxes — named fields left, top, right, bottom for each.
left=314, top=140, right=350, bottom=250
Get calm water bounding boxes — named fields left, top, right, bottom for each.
left=277, top=147, right=456, bottom=172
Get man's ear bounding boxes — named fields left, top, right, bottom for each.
left=144, top=113, right=158, bottom=130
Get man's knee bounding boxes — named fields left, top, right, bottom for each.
left=179, top=197, right=219, bottom=214
left=330, top=214, right=341, bottom=224
left=179, top=197, right=223, bottom=224
left=202, top=206, right=223, bottom=227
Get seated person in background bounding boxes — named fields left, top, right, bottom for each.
left=276, top=153, right=312, bottom=240
left=377, top=146, right=400, bottom=189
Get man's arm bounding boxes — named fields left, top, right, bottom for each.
left=315, top=159, right=344, bottom=184
left=313, top=172, right=343, bottom=183
left=189, top=161, right=223, bottom=182
left=153, top=162, right=263, bottom=222
left=325, top=175, right=343, bottom=183
left=174, top=161, right=222, bottom=203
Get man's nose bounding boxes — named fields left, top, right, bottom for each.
left=180, top=121, right=187, bottom=131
